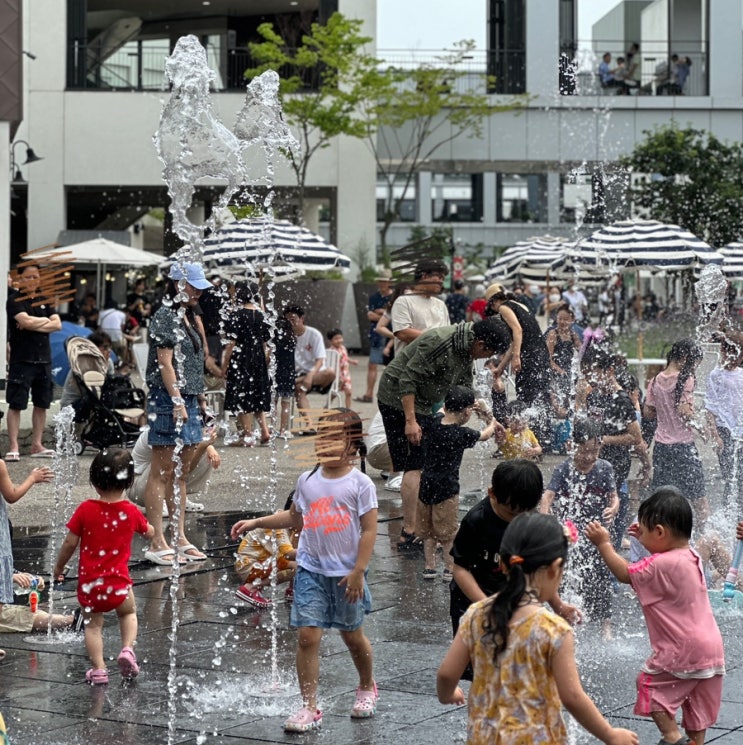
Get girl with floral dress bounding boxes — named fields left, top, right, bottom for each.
left=437, top=512, right=638, bottom=745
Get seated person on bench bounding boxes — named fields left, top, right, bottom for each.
left=283, top=304, right=335, bottom=411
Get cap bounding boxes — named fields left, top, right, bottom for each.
left=485, top=283, right=505, bottom=301
left=168, top=262, right=212, bottom=290
left=375, top=268, right=393, bottom=282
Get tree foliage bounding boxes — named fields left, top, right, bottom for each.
left=245, top=13, right=378, bottom=217
left=365, top=41, right=527, bottom=253
left=621, top=125, right=743, bottom=246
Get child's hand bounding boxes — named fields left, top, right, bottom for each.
left=441, top=686, right=465, bottom=705
left=737, top=521, right=743, bottom=541
left=628, top=522, right=639, bottom=538
left=602, top=505, right=618, bottom=525
left=585, top=521, right=610, bottom=546
left=32, top=467, right=54, bottom=484
left=338, top=568, right=364, bottom=602
left=230, top=519, right=256, bottom=541
left=605, top=727, right=639, bottom=745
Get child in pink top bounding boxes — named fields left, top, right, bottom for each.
left=327, top=329, right=358, bottom=409
left=643, top=338, right=709, bottom=527
left=586, top=487, right=724, bottom=745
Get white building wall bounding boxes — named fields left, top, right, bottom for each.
left=21, top=0, right=377, bottom=259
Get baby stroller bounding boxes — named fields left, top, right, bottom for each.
left=65, top=336, right=146, bottom=455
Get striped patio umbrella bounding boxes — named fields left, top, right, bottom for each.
left=575, top=219, right=722, bottom=272
left=719, top=243, right=743, bottom=278
left=486, top=235, right=577, bottom=283
left=201, top=217, right=352, bottom=278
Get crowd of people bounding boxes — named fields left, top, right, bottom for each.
left=3, top=257, right=743, bottom=744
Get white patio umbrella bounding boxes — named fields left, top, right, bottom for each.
left=201, top=217, right=351, bottom=279
left=575, top=219, right=723, bottom=272
left=719, top=243, right=743, bottom=278
left=33, top=238, right=164, bottom=307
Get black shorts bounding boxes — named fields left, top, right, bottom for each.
left=651, top=442, right=706, bottom=499
left=7, top=362, right=54, bottom=410
left=378, top=400, right=434, bottom=473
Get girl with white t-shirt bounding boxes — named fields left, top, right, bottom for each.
left=230, top=408, right=378, bottom=733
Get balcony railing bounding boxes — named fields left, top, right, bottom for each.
left=67, top=40, right=708, bottom=98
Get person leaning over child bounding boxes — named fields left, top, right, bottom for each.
left=438, top=512, right=638, bottom=745
left=418, top=386, right=501, bottom=582
left=53, top=448, right=154, bottom=685
left=230, top=408, right=378, bottom=734
left=448, top=460, right=581, bottom=682
left=234, top=491, right=298, bottom=610
left=496, top=399, right=543, bottom=460
left=586, top=488, right=725, bottom=745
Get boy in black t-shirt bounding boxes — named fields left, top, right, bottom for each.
left=448, top=459, right=580, bottom=678
left=417, top=386, right=499, bottom=581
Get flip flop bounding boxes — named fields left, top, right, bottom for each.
left=143, top=548, right=185, bottom=566
left=4, top=452, right=20, bottom=462
left=177, top=543, right=207, bottom=561
left=30, top=449, right=55, bottom=458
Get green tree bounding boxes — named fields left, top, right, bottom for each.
left=621, top=124, right=743, bottom=246
left=245, top=13, right=378, bottom=221
left=366, top=42, right=527, bottom=254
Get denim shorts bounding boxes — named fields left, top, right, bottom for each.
left=290, top=566, right=372, bottom=631
left=368, top=334, right=386, bottom=365
left=147, top=389, right=203, bottom=447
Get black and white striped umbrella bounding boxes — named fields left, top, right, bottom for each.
left=575, top=219, right=722, bottom=272
left=719, top=243, right=743, bottom=278
left=202, top=217, right=351, bottom=278
left=486, top=236, right=576, bottom=283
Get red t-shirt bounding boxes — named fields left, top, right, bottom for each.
left=67, top=499, right=149, bottom=612
left=467, top=298, right=487, bottom=321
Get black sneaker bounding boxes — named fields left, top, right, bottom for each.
left=72, top=607, right=86, bottom=633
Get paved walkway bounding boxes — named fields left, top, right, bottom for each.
left=1, top=360, right=743, bottom=744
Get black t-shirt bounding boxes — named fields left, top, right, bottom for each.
left=6, top=290, right=54, bottom=364
left=585, top=388, right=637, bottom=484
left=449, top=497, right=510, bottom=618
left=419, top=416, right=480, bottom=504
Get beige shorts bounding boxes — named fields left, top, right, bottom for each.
left=416, top=497, right=459, bottom=541
left=0, top=604, right=34, bottom=633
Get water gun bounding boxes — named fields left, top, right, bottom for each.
left=723, top=539, right=743, bottom=601
left=28, top=577, right=39, bottom=614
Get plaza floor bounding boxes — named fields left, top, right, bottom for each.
left=1, top=361, right=743, bottom=744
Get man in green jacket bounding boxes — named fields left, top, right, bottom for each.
left=377, top=319, right=511, bottom=551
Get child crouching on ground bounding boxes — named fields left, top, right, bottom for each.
left=230, top=408, right=378, bottom=734
left=497, top=400, right=543, bottom=460
left=53, top=448, right=154, bottom=685
left=586, top=488, right=725, bottom=745
left=235, top=495, right=297, bottom=609
left=418, top=386, right=499, bottom=581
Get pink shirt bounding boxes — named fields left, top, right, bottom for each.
left=645, top=370, right=695, bottom=444
left=628, top=548, right=724, bottom=676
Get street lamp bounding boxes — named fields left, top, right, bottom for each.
left=9, top=139, right=43, bottom=183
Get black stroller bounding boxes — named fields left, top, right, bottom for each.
left=65, top=336, right=146, bottom=454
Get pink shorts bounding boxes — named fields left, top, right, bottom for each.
left=635, top=671, right=723, bottom=731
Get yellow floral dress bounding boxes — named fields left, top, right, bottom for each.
left=458, top=599, right=571, bottom=744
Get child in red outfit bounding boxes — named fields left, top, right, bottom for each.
left=54, top=448, right=153, bottom=685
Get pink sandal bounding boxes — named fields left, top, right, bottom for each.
left=85, top=668, right=109, bottom=685
left=117, top=646, right=139, bottom=679
left=350, top=681, right=378, bottom=718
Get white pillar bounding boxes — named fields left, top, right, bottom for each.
left=547, top=171, right=561, bottom=228
left=709, top=0, right=742, bottom=97
left=483, top=172, right=497, bottom=225
left=416, top=171, right=432, bottom=224
left=525, top=0, right=559, bottom=99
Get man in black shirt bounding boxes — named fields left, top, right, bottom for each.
left=5, top=264, right=62, bottom=459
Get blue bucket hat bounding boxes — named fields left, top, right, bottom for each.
left=168, top=262, right=211, bottom=290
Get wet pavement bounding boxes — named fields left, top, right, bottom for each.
left=2, top=366, right=743, bottom=743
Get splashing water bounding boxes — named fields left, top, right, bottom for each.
left=152, top=33, right=303, bottom=744
left=695, top=264, right=728, bottom=342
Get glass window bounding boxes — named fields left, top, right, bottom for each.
left=431, top=173, right=483, bottom=222
left=497, top=174, right=547, bottom=223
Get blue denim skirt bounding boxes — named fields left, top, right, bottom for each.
left=147, top=389, right=203, bottom=447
